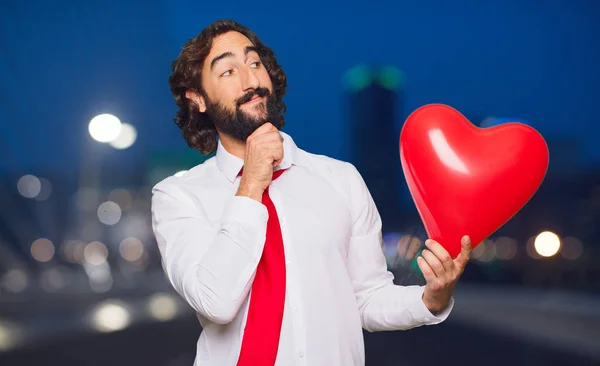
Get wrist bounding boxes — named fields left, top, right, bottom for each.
left=421, top=292, right=448, bottom=314
left=236, top=180, right=265, bottom=202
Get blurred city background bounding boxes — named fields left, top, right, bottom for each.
left=1, top=1, right=599, bottom=365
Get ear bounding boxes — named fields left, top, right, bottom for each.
left=185, top=89, right=207, bottom=113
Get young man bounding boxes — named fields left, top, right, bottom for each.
left=152, top=19, right=472, bottom=366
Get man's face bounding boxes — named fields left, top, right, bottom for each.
left=199, top=31, right=278, bottom=141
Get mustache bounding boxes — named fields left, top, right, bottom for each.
left=236, top=87, right=270, bottom=106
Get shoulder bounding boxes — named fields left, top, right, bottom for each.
left=294, top=149, right=368, bottom=207
left=297, top=149, right=363, bottom=182
left=152, top=156, right=218, bottom=202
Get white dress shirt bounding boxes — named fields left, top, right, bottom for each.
left=151, top=131, right=453, bottom=366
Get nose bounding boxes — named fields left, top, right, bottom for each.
left=241, top=65, right=259, bottom=91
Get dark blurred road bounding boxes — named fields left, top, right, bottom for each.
left=0, top=282, right=598, bottom=366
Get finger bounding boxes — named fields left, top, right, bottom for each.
left=271, top=148, right=284, bottom=166
left=272, top=147, right=284, bottom=160
left=255, top=140, right=283, bottom=151
left=248, top=122, right=276, bottom=139
left=416, top=256, right=437, bottom=284
left=255, top=122, right=274, bottom=134
left=425, top=239, right=454, bottom=273
left=258, top=146, right=283, bottom=165
left=251, top=140, right=283, bottom=155
left=454, top=235, right=473, bottom=268
left=260, top=122, right=277, bottom=133
left=420, top=249, right=446, bottom=279
left=252, top=131, right=283, bottom=145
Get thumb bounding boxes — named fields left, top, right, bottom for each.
left=454, top=235, right=472, bottom=268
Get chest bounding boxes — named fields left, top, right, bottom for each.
left=190, top=174, right=354, bottom=258
left=270, top=176, right=353, bottom=260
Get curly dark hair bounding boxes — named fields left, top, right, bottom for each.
left=168, top=20, right=287, bottom=155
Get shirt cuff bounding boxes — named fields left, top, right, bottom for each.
left=405, top=285, right=454, bottom=325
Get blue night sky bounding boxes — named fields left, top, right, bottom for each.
left=1, top=0, right=598, bottom=176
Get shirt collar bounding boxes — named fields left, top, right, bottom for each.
left=216, top=131, right=305, bottom=183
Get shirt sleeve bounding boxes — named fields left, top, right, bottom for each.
left=343, top=163, right=454, bottom=332
left=151, top=180, right=268, bottom=324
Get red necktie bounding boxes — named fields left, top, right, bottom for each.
left=236, top=168, right=287, bottom=366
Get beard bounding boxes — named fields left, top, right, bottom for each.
left=203, top=87, right=282, bottom=142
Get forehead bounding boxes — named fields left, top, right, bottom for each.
left=207, top=31, right=255, bottom=60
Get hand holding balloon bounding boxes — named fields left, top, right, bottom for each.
left=417, top=235, right=472, bottom=313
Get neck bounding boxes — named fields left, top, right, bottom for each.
left=218, top=132, right=246, bottom=160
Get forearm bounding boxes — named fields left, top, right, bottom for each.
left=342, top=161, right=454, bottom=332
left=156, top=195, right=268, bottom=324
left=359, top=284, right=453, bottom=332
left=347, top=233, right=452, bottom=332
left=195, top=223, right=265, bottom=318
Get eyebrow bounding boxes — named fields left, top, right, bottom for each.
left=210, top=46, right=259, bottom=70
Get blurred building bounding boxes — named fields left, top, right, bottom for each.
left=344, top=65, right=407, bottom=231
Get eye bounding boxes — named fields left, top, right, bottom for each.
left=249, top=61, right=261, bottom=69
left=221, top=69, right=232, bottom=77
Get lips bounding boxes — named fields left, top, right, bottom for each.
left=242, top=95, right=262, bottom=105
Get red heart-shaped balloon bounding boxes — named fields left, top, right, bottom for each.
left=399, top=104, right=549, bottom=258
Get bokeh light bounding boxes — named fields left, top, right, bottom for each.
left=109, top=123, right=137, bottom=149
left=119, top=238, right=144, bottom=262
left=90, top=301, right=131, bottom=333
left=1, top=269, right=28, bottom=293
left=30, top=238, right=55, bottom=262
left=0, top=321, right=21, bottom=351
left=147, top=293, right=179, bottom=322
left=17, top=175, right=41, bottom=199
left=108, top=189, right=133, bottom=210
left=342, top=64, right=373, bottom=92
left=494, top=237, right=518, bottom=260
left=84, top=241, right=109, bottom=265
left=472, top=239, right=496, bottom=262
left=61, top=240, right=87, bottom=263
left=97, top=201, right=122, bottom=225
left=35, top=178, right=53, bottom=201
left=88, top=114, right=122, bottom=143
left=560, top=236, right=583, bottom=260
left=534, top=231, right=561, bottom=257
